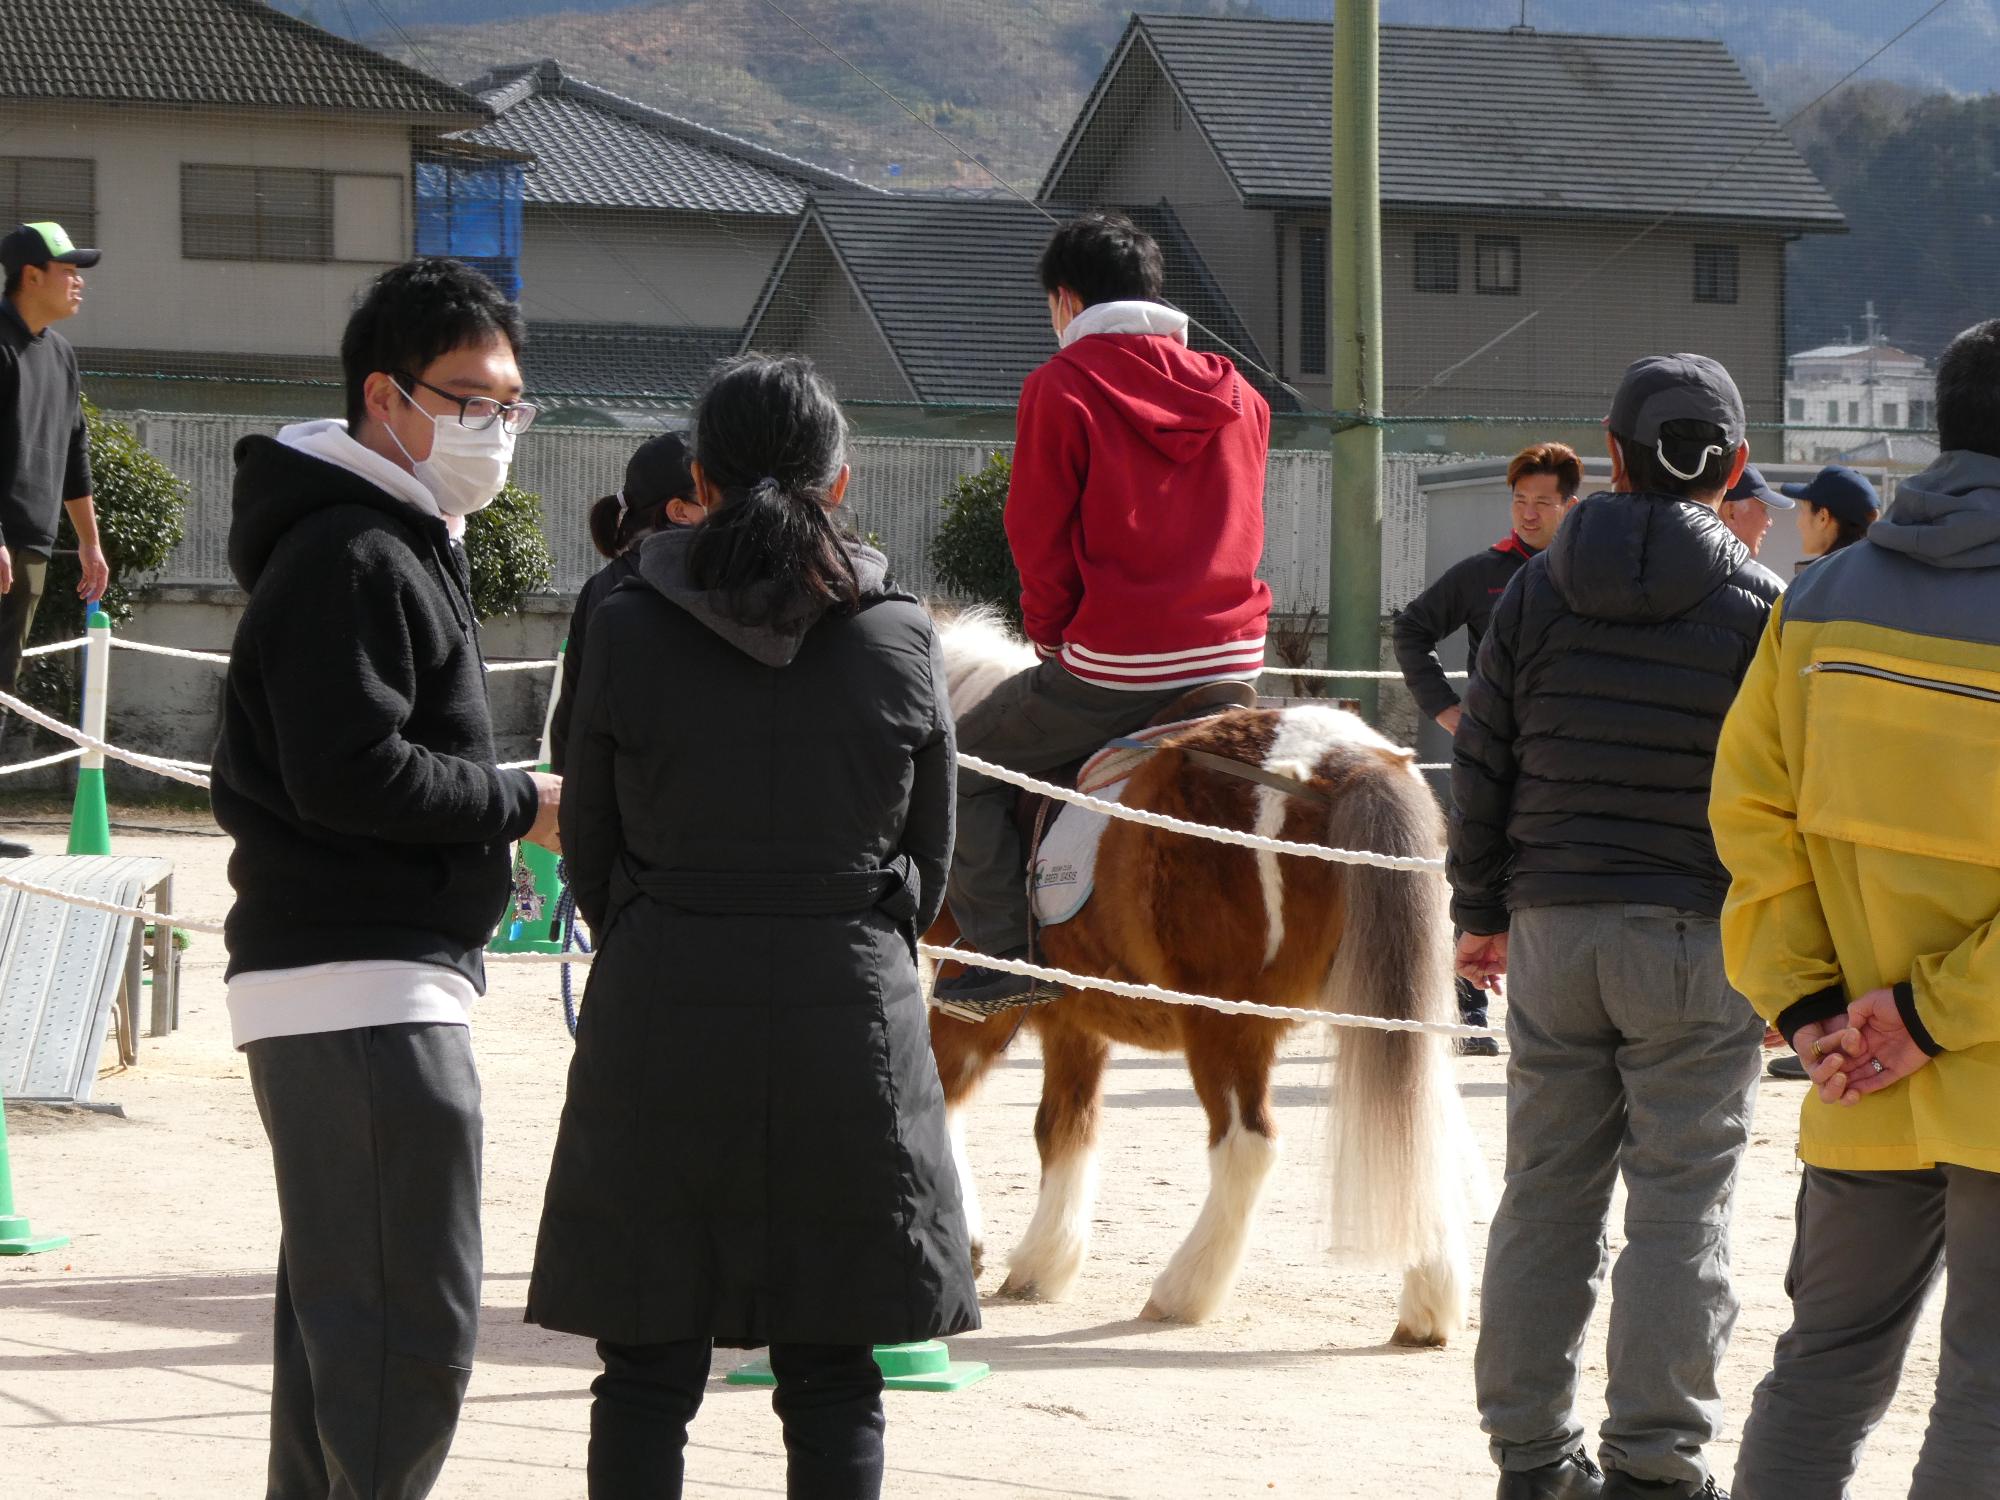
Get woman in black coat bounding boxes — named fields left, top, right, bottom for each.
left=529, top=355, right=978, bottom=1500
left=547, top=432, right=700, bottom=774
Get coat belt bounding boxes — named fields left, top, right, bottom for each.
left=611, top=852, right=920, bottom=922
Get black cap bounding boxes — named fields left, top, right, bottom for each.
left=1725, top=463, right=1794, bottom=510
left=1607, top=353, right=1747, bottom=449
left=603, top=433, right=693, bottom=517
left=0, top=221, right=101, bottom=275
left=1781, top=465, right=1881, bottom=526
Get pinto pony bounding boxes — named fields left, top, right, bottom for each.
left=930, top=611, right=1482, bottom=1344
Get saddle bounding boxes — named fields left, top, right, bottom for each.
left=1012, top=679, right=1261, bottom=837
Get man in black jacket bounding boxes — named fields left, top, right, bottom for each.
left=211, top=259, right=560, bottom=1499
left=1451, top=355, right=1781, bottom=1500
left=1393, top=441, right=1581, bottom=1054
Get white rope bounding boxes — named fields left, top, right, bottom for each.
left=108, top=638, right=232, bottom=664
left=955, top=752, right=1443, bottom=871
left=484, top=658, right=558, bottom=674
left=1260, top=666, right=1466, bottom=681
left=0, top=869, right=226, bottom=934
left=0, top=876, right=1496, bottom=1038
left=22, top=636, right=87, bottom=659
left=0, top=746, right=86, bottom=776
left=0, top=686, right=212, bottom=788
left=499, top=759, right=540, bottom=770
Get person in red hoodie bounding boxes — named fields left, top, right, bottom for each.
left=936, top=211, right=1271, bottom=1010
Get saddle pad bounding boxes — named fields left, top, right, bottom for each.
left=1075, top=720, right=1184, bottom=795
left=1030, top=776, right=1128, bottom=928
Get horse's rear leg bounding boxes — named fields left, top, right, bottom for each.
left=930, top=1007, right=1018, bottom=1279
left=999, top=1014, right=1107, bottom=1302
left=1141, top=1017, right=1286, bottom=1324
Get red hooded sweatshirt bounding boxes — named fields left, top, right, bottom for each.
left=1005, top=302, right=1272, bottom=690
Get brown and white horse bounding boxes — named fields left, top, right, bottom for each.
left=929, top=611, right=1483, bottom=1344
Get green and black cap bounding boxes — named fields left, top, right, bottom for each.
left=0, top=221, right=101, bottom=275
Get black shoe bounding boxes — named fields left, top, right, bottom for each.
left=1765, top=1053, right=1808, bottom=1081
left=932, top=947, right=1061, bottom=1022
left=1458, top=1034, right=1501, bottom=1057
left=1498, top=1450, right=1604, bottom=1500
left=1602, top=1473, right=1724, bottom=1500
left=0, top=836, right=30, bottom=859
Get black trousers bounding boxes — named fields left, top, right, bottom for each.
left=245, top=1022, right=484, bottom=1500
left=590, top=1339, right=885, bottom=1500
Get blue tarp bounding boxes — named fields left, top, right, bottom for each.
left=414, top=157, right=524, bottom=301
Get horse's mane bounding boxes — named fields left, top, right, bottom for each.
left=931, top=604, right=1038, bottom=720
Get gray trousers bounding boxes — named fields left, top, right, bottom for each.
left=946, top=659, right=1181, bottom=955
left=246, top=1022, right=484, bottom=1500
left=1477, top=904, right=1764, bottom=1486
left=1735, top=1164, right=2000, bottom=1500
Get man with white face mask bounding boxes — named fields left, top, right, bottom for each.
left=210, top=258, right=560, bottom=1499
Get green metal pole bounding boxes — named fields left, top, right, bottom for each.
left=1329, top=0, right=1384, bottom=720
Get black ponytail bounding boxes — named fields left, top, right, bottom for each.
left=688, top=355, right=858, bottom=624
left=586, top=493, right=626, bottom=560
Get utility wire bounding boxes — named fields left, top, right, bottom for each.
left=1396, top=0, right=1959, bottom=412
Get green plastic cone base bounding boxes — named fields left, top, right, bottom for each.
left=489, top=814, right=564, bottom=954
left=726, top=1341, right=989, bottom=1393
left=0, top=1213, right=68, bottom=1256
left=67, top=766, right=110, bottom=856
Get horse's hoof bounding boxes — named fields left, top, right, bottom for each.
left=1390, top=1321, right=1449, bottom=1349
left=969, top=1242, right=985, bottom=1279
left=1140, top=1297, right=1195, bottom=1323
left=997, top=1273, right=1041, bottom=1300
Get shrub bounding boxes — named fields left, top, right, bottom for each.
left=463, top=480, right=555, bottom=622
left=931, top=451, right=1019, bottom=627
left=22, top=400, right=189, bottom=720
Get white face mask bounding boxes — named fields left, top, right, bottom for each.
left=389, top=386, right=517, bottom=517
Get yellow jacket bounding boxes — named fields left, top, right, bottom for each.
left=1712, top=452, right=2000, bottom=1173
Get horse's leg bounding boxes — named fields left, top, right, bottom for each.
left=1141, top=1016, right=1287, bottom=1324
left=999, top=1012, right=1107, bottom=1302
left=930, top=1007, right=1018, bottom=1279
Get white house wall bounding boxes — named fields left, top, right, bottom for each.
left=0, top=103, right=411, bottom=359
left=516, top=206, right=794, bottom=328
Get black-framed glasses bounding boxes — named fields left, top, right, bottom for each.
left=395, top=373, right=540, bottom=435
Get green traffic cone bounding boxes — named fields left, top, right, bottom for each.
left=726, top=1341, right=990, bottom=1393
left=0, top=1086, right=69, bottom=1256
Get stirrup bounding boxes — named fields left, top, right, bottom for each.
left=932, top=988, right=1060, bottom=1025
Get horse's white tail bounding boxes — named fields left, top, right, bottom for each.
left=1316, top=748, right=1484, bottom=1340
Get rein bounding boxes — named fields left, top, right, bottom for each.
left=1105, top=738, right=1335, bottom=808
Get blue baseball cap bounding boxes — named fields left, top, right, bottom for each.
left=1724, top=463, right=1793, bottom=510
left=1781, top=466, right=1881, bottom=526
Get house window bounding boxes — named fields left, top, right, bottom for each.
left=1848, top=401, right=1860, bottom=425
left=0, top=157, right=96, bottom=248
left=1694, top=244, right=1739, bottom=304
left=1788, top=398, right=1806, bottom=422
left=1826, top=402, right=1839, bottom=424
left=1475, top=235, right=1521, bottom=296
left=1298, top=225, right=1328, bottom=377
left=1909, top=398, right=1931, bottom=429
left=1414, top=231, right=1459, bottom=294
left=1882, top=402, right=1900, bottom=427
left=183, top=164, right=333, bottom=262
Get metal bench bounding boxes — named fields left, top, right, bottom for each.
left=0, top=854, right=177, bottom=1103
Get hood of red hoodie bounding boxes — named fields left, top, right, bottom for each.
left=1052, top=334, right=1245, bottom=463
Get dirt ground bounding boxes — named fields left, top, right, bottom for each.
left=0, top=813, right=1942, bottom=1498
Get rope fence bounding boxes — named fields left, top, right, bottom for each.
left=0, top=868, right=1494, bottom=1039
left=22, top=636, right=87, bottom=659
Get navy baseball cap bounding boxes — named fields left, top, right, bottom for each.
left=1725, top=464, right=1794, bottom=510
left=0, top=221, right=100, bottom=274
left=1781, top=466, right=1881, bottom=526
left=1607, top=353, right=1747, bottom=449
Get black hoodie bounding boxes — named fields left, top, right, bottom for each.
left=1447, top=491, right=1782, bottom=933
left=211, top=431, right=539, bottom=984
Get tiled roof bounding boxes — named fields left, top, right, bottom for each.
left=456, top=60, right=870, bottom=216
left=1046, top=16, right=1842, bottom=230
left=523, top=321, right=741, bottom=402
left=0, top=0, right=486, bottom=123
left=747, top=194, right=1293, bottom=410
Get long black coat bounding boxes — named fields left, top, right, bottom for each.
left=1448, top=491, right=1783, bottom=934
left=527, top=529, right=979, bottom=1349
